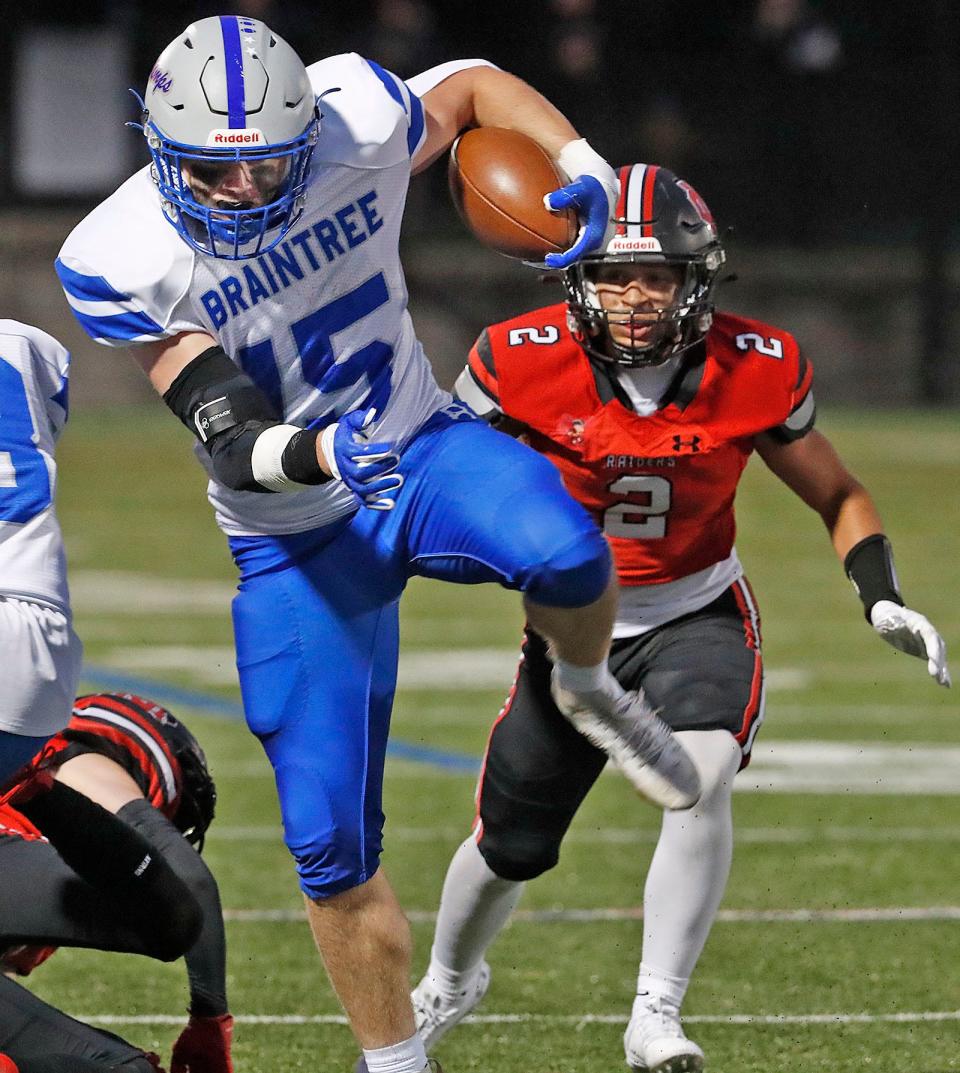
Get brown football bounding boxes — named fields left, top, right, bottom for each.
left=448, top=127, right=577, bottom=260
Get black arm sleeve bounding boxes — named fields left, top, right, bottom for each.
left=844, top=533, right=904, bottom=620
left=162, top=345, right=276, bottom=492
left=118, top=799, right=228, bottom=1017
left=17, top=783, right=202, bottom=961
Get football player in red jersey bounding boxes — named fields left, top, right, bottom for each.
left=0, top=982, right=166, bottom=1073
left=0, top=693, right=231, bottom=1073
left=412, top=164, right=951, bottom=1072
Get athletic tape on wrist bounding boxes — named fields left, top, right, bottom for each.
left=556, top=137, right=617, bottom=188
left=251, top=424, right=302, bottom=492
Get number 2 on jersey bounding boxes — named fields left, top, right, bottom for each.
left=603, top=475, right=671, bottom=538
left=0, top=358, right=52, bottom=523
left=735, top=332, right=783, bottom=359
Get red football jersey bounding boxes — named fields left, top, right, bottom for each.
left=0, top=693, right=184, bottom=843
left=461, top=304, right=814, bottom=585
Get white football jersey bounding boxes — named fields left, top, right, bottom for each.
left=0, top=320, right=72, bottom=611
left=57, top=54, right=471, bottom=537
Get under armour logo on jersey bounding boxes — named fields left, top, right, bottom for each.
left=672, top=435, right=701, bottom=453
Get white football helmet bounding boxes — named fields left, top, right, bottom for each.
left=140, top=16, right=319, bottom=259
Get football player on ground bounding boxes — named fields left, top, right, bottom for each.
left=56, top=18, right=701, bottom=1073
left=0, top=978, right=164, bottom=1073
left=0, top=693, right=230, bottom=1073
left=0, top=322, right=82, bottom=788
left=414, top=163, right=951, bottom=1073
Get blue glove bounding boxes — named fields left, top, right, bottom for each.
left=543, top=138, right=619, bottom=269
left=321, top=408, right=403, bottom=510
left=543, top=177, right=613, bottom=269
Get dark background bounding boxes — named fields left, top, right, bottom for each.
left=2, top=2, right=959, bottom=405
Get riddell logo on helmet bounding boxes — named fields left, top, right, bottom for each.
left=207, top=129, right=265, bottom=145
left=607, top=236, right=662, bottom=254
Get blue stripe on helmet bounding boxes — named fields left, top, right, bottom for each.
left=71, top=307, right=164, bottom=343
left=55, top=258, right=131, bottom=303
left=219, top=15, right=246, bottom=129
left=365, top=59, right=407, bottom=114
left=406, top=91, right=425, bottom=157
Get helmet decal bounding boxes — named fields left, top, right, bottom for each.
left=677, top=179, right=717, bottom=232
left=150, top=67, right=173, bottom=94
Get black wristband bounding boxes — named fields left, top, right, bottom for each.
left=281, top=428, right=333, bottom=485
left=844, top=534, right=904, bottom=620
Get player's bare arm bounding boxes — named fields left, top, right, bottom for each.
left=414, top=64, right=618, bottom=269
left=413, top=66, right=577, bottom=175
left=755, top=428, right=883, bottom=559
left=757, top=428, right=950, bottom=685
left=53, top=752, right=143, bottom=814
left=132, top=331, right=217, bottom=396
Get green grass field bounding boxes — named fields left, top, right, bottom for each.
left=27, top=406, right=960, bottom=1072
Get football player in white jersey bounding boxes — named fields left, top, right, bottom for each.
left=0, top=322, right=83, bottom=789
left=56, top=17, right=701, bottom=1073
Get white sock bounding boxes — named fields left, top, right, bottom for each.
left=427, top=835, right=524, bottom=992
left=553, top=658, right=621, bottom=698
left=361, top=1033, right=427, bottom=1073
left=638, top=730, right=741, bottom=1008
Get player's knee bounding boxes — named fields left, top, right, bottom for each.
left=291, top=832, right=382, bottom=901
left=524, top=530, right=611, bottom=609
left=676, top=730, right=741, bottom=806
left=479, top=825, right=560, bottom=882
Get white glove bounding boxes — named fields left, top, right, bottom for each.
left=870, top=599, right=951, bottom=687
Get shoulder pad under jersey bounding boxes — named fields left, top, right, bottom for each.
left=307, top=53, right=426, bottom=168
left=0, top=319, right=70, bottom=438
left=56, top=168, right=202, bottom=348
left=709, top=311, right=813, bottom=435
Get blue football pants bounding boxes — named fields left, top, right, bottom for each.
left=230, top=413, right=610, bottom=898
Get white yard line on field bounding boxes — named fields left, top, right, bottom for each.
left=209, top=823, right=960, bottom=844
left=218, top=905, right=960, bottom=924
left=99, top=641, right=810, bottom=692
left=77, top=1009, right=960, bottom=1027
left=71, top=572, right=237, bottom=613
left=213, top=740, right=960, bottom=794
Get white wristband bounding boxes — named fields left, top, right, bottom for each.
left=556, top=137, right=618, bottom=190
left=319, top=422, right=342, bottom=481
left=250, top=424, right=303, bottom=492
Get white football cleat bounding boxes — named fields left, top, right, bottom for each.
left=624, top=993, right=705, bottom=1073
left=550, top=673, right=701, bottom=810
left=413, top=961, right=491, bottom=1048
